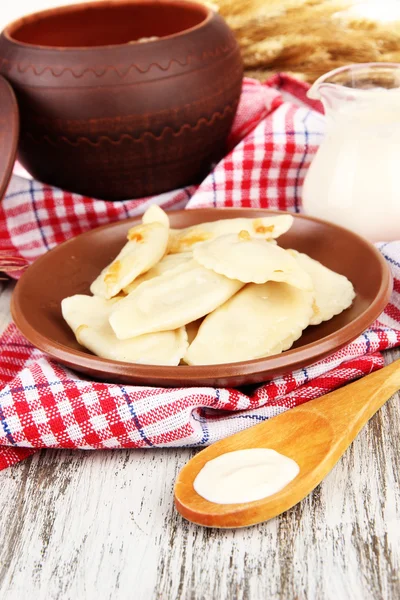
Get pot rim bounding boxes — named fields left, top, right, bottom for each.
left=3, top=0, right=214, bottom=51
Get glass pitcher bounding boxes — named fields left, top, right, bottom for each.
left=302, top=63, right=400, bottom=242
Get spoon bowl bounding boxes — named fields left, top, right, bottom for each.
left=175, top=359, right=400, bottom=528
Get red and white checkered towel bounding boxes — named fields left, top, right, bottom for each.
left=0, top=75, right=399, bottom=470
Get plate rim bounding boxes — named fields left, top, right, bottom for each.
left=11, top=208, right=393, bottom=384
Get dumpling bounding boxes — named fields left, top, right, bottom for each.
left=62, top=294, right=120, bottom=332
left=184, top=282, right=314, bottom=365
left=90, top=221, right=169, bottom=299
left=193, top=230, right=313, bottom=289
left=186, top=318, right=203, bottom=345
left=123, top=252, right=192, bottom=294
left=181, top=319, right=204, bottom=364
left=109, top=260, right=244, bottom=339
left=168, top=214, right=293, bottom=253
left=77, top=325, right=188, bottom=366
left=288, top=250, right=356, bottom=325
left=142, top=204, right=170, bottom=228
left=61, top=294, right=188, bottom=366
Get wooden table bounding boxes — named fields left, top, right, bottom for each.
left=0, top=280, right=399, bottom=600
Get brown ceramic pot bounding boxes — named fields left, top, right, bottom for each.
left=0, top=1, right=243, bottom=200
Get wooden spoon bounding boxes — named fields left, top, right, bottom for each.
left=174, top=358, right=400, bottom=528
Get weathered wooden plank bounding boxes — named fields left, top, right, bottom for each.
left=0, top=280, right=13, bottom=332
left=0, top=281, right=399, bottom=600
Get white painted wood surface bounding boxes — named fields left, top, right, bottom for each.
left=0, top=279, right=399, bottom=600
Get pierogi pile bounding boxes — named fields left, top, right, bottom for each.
left=61, top=205, right=356, bottom=366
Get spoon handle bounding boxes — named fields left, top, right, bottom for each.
left=301, top=357, right=400, bottom=443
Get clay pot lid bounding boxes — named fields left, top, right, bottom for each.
left=0, top=75, right=19, bottom=202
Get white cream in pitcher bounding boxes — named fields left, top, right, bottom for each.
left=303, top=64, right=400, bottom=242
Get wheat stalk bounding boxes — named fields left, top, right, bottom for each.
left=208, top=0, right=400, bottom=82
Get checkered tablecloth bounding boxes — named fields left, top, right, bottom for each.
left=0, top=75, right=399, bottom=470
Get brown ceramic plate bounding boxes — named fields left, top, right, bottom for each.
left=11, top=209, right=392, bottom=388
left=0, top=75, right=19, bottom=202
